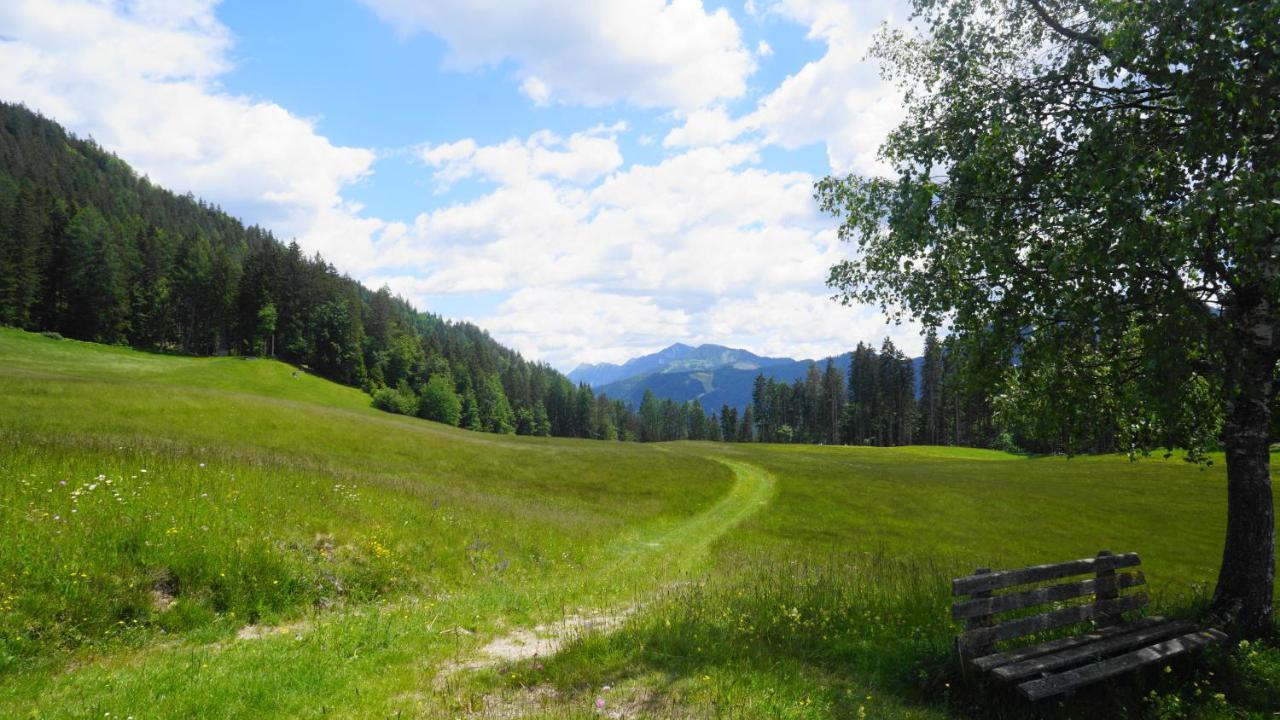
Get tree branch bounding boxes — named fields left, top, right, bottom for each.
left=1026, top=0, right=1104, bottom=51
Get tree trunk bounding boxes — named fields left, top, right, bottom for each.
left=1211, top=296, right=1277, bottom=638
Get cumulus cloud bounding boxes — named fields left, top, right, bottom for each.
left=482, top=288, right=695, bottom=366
left=418, top=125, right=625, bottom=190
left=662, top=107, right=743, bottom=149
left=378, top=126, right=914, bottom=368
left=741, top=0, right=910, bottom=175
left=0, top=0, right=383, bottom=270
left=659, top=1, right=908, bottom=174
left=360, top=0, right=756, bottom=111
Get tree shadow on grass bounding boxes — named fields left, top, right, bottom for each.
left=485, top=555, right=1277, bottom=719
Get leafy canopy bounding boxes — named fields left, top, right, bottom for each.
left=818, top=0, right=1279, bottom=456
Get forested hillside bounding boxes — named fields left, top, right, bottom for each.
left=0, top=101, right=683, bottom=441
left=0, top=102, right=1118, bottom=453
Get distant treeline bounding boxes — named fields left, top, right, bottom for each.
left=717, top=331, right=1000, bottom=448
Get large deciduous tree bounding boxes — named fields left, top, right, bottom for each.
left=818, top=0, right=1278, bottom=635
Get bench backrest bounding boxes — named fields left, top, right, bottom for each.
left=951, top=550, right=1147, bottom=659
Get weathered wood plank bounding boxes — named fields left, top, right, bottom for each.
left=970, top=616, right=1170, bottom=672
left=960, top=567, right=996, bottom=659
left=1094, top=551, right=1122, bottom=627
left=959, top=593, right=1148, bottom=649
left=951, top=572, right=1145, bottom=620
left=992, top=619, right=1195, bottom=681
left=953, top=553, right=1141, bottom=596
left=1017, top=629, right=1229, bottom=701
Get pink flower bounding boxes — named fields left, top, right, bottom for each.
left=595, top=698, right=605, bottom=710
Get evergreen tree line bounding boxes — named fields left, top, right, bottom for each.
left=740, top=331, right=1001, bottom=448
left=0, top=101, right=655, bottom=442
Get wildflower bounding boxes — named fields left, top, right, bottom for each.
left=595, top=698, right=605, bottom=710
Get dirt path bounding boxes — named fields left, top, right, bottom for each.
left=446, top=458, right=776, bottom=672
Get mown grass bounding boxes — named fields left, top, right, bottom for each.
left=0, top=327, right=1276, bottom=718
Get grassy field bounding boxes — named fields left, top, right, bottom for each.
left=0, top=328, right=1275, bottom=718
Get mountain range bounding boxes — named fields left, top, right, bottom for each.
left=570, top=343, right=923, bottom=411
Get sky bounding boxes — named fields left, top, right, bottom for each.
left=0, top=0, right=924, bottom=371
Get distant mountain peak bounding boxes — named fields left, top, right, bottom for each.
left=568, top=342, right=796, bottom=388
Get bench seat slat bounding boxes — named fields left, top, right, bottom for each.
left=1017, top=629, right=1229, bottom=701
left=953, top=553, right=1140, bottom=596
left=960, top=593, right=1148, bottom=650
left=952, top=572, right=1145, bottom=620
left=992, top=619, right=1195, bottom=681
left=969, top=616, right=1170, bottom=672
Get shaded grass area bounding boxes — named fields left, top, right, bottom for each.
left=483, top=554, right=1278, bottom=719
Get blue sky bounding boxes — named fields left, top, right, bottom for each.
left=0, top=0, right=921, bottom=371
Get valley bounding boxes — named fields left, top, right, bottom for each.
left=1, top=328, right=1268, bottom=718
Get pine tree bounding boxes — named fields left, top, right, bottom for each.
left=533, top=401, right=552, bottom=437
left=687, top=399, right=707, bottom=440
left=575, top=383, right=595, bottom=439
left=460, top=385, right=482, bottom=432
left=638, top=390, right=662, bottom=442
left=919, top=329, right=943, bottom=444
left=803, top=362, right=823, bottom=443
left=477, top=373, right=515, bottom=434
left=739, top=404, right=755, bottom=442
left=821, top=358, right=845, bottom=444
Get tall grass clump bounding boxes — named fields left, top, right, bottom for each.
left=0, top=438, right=404, bottom=672
left=495, top=553, right=962, bottom=719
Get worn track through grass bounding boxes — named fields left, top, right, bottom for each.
left=448, top=459, right=777, bottom=673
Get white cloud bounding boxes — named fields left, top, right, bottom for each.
left=482, top=288, right=694, bottom=366
left=360, top=0, right=756, bottom=111
left=519, top=76, right=552, bottom=106
left=382, top=128, right=901, bottom=368
left=418, top=126, right=625, bottom=189
left=0, top=0, right=383, bottom=270
left=662, top=107, right=743, bottom=148
left=741, top=0, right=910, bottom=175
left=704, top=291, right=923, bottom=360
left=756, top=40, right=774, bottom=57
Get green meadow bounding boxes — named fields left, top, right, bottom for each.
left=0, top=328, right=1275, bottom=718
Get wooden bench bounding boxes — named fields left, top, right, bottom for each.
left=951, top=551, right=1228, bottom=701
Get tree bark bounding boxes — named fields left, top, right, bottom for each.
left=1211, top=293, right=1277, bottom=638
